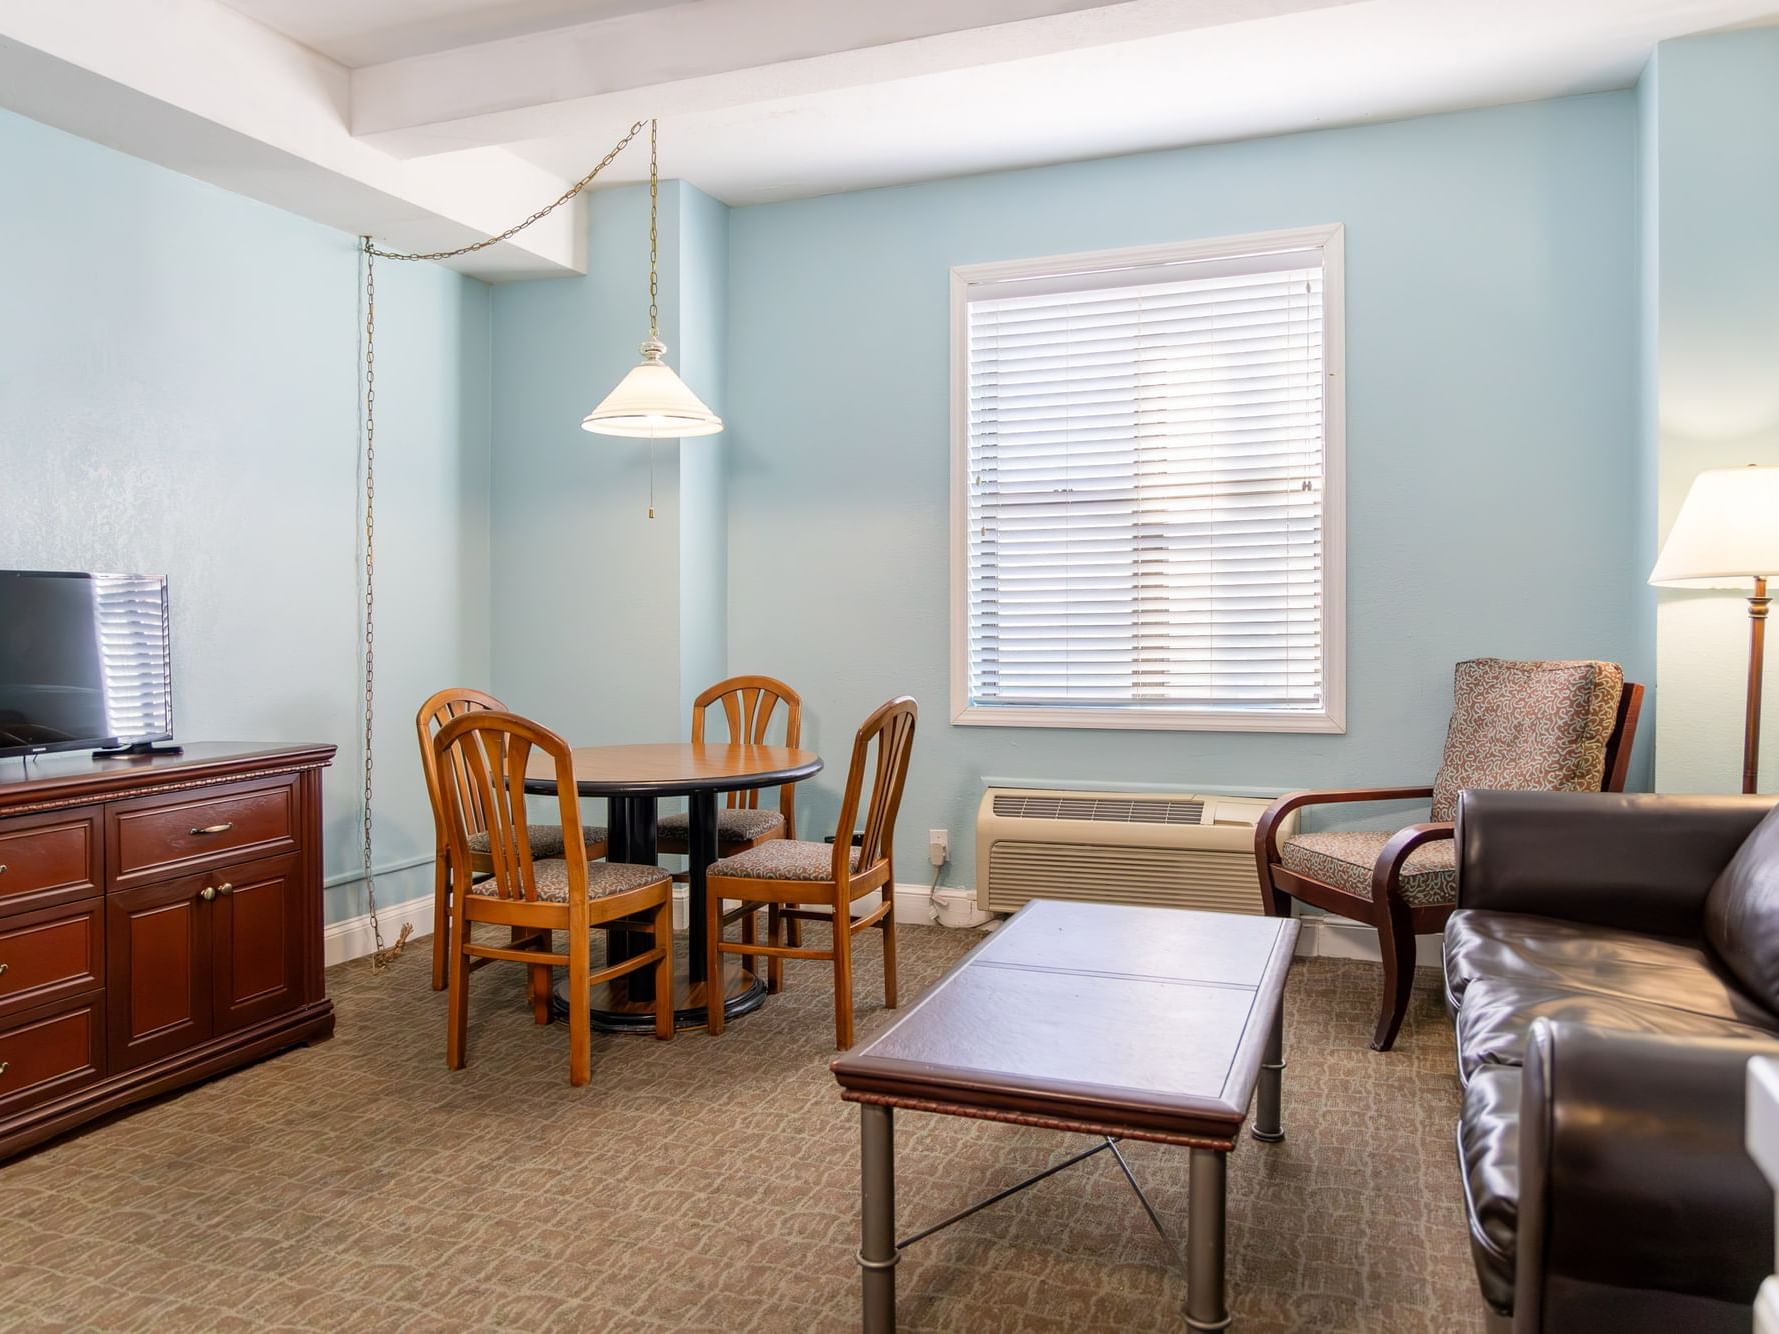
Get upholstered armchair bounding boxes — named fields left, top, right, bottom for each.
left=1254, top=659, right=1643, bottom=1052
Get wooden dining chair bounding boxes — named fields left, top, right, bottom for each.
left=417, top=687, right=609, bottom=992
left=705, top=696, right=916, bottom=1050
left=657, top=675, right=803, bottom=981
left=434, top=709, right=675, bottom=1085
left=657, top=675, right=802, bottom=850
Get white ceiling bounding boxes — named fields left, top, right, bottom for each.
left=220, top=0, right=673, bottom=67
left=223, top=0, right=1779, bottom=206
left=4, top=0, right=1777, bottom=276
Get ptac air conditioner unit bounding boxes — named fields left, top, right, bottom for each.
left=974, top=788, right=1297, bottom=916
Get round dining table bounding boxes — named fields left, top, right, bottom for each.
left=524, top=742, right=823, bottom=1033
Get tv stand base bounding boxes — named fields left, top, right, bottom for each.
left=92, top=741, right=185, bottom=759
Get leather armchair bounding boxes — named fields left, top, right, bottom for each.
left=1513, top=1021, right=1778, bottom=1332
left=1450, top=789, right=1779, bottom=1331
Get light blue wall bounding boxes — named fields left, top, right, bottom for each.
left=1644, top=29, right=1779, bottom=793
left=490, top=185, right=684, bottom=748
left=0, top=108, right=493, bottom=926
left=488, top=181, right=730, bottom=759
left=723, top=93, right=1647, bottom=881
left=675, top=184, right=730, bottom=722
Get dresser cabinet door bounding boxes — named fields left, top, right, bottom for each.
left=210, top=855, right=305, bottom=1036
left=107, top=877, right=214, bottom=1072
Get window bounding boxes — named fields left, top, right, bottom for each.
left=950, top=226, right=1345, bottom=732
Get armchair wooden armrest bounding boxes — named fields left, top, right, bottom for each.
left=1371, top=820, right=1455, bottom=906
left=1254, top=786, right=1435, bottom=867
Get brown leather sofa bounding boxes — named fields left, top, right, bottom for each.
left=1447, top=789, right=1779, bottom=1331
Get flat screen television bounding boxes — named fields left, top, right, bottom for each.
left=0, top=570, right=176, bottom=759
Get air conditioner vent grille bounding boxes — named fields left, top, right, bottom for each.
left=984, top=841, right=1263, bottom=915
left=991, top=794, right=1206, bottom=825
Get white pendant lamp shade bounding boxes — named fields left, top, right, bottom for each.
left=580, top=338, right=723, bottom=438
left=1650, top=465, right=1779, bottom=588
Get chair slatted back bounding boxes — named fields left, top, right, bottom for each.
left=832, top=696, right=918, bottom=882
left=418, top=688, right=505, bottom=854
left=433, top=710, right=590, bottom=906
left=691, top=675, right=803, bottom=831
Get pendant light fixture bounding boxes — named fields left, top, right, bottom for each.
left=581, top=119, right=723, bottom=517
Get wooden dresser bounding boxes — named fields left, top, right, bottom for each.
left=0, top=743, right=336, bottom=1160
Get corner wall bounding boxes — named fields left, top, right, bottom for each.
left=1643, top=28, right=1779, bottom=793
left=488, top=182, right=730, bottom=762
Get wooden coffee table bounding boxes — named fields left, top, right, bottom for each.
left=831, top=900, right=1299, bottom=1332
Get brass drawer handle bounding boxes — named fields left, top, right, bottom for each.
left=0, top=962, right=8, bottom=977
left=0, top=1062, right=8, bottom=1078
left=190, top=822, right=234, bottom=837
left=199, top=886, right=217, bottom=902
left=214, top=883, right=235, bottom=897
left=0, top=864, right=7, bottom=875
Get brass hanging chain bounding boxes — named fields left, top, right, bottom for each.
left=360, top=243, right=410, bottom=970
left=352, top=121, right=651, bottom=963
left=364, top=120, right=649, bottom=264
left=648, top=119, right=659, bottom=338
left=647, top=117, right=659, bottom=516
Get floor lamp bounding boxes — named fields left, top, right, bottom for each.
left=1650, top=464, right=1779, bottom=794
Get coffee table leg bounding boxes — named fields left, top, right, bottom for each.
left=1186, top=1147, right=1229, bottom=1332
left=860, top=1103, right=898, bottom=1334
left=1252, top=999, right=1285, bottom=1143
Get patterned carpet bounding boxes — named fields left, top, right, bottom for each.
left=0, top=923, right=1479, bottom=1332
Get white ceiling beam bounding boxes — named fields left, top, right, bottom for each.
left=350, top=0, right=1362, bottom=158
left=0, top=0, right=591, bottom=278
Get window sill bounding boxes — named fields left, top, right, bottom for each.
left=950, top=705, right=1347, bottom=734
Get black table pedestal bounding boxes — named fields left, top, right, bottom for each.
left=549, top=788, right=768, bottom=1033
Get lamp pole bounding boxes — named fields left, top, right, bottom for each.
left=1747, top=575, right=1769, bottom=795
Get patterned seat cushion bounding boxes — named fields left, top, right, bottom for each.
left=708, top=839, right=861, bottom=882
left=1280, top=830, right=1458, bottom=907
left=467, top=824, right=607, bottom=859
left=656, top=808, right=786, bottom=845
left=467, top=858, right=668, bottom=903
left=1429, top=659, right=1624, bottom=822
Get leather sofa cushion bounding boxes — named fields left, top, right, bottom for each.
left=1431, top=659, right=1624, bottom=822
left=1459, top=1066, right=1520, bottom=1316
left=1444, top=909, right=1763, bottom=1023
left=1705, top=802, right=1779, bottom=1013
left=1455, top=977, right=1779, bottom=1084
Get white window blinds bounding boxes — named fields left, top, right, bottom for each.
left=955, top=231, right=1342, bottom=728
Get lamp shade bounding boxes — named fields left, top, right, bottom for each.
left=1650, top=465, right=1779, bottom=588
left=580, top=338, right=723, bottom=438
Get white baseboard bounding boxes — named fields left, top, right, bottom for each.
left=327, top=883, right=1444, bottom=968
left=892, top=884, right=1445, bottom=964
left=325, top=890, right=434, bottom=967
left=326, top=882, right=942, bottom=968
left=1296, top=916, right=1445, bottom=968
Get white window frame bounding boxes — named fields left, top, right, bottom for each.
left=949, top=224, right=1347, bottom=734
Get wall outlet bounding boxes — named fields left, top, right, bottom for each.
left=928, top=828, right=949, bottom=867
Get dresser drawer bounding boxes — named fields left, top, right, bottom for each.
left=0, top=996, right=105, bottom=1119
left=0, top=811, right=100, bottom=916
left=0, top=902, right=103, bottom=1019
left=109, top=777, right=299, bottom=889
